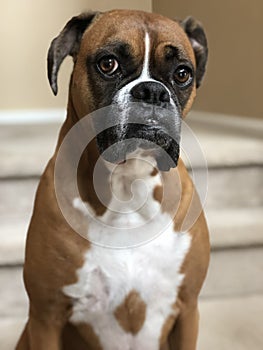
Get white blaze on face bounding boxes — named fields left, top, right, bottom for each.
left=114, top=32, right=172, bottom=108
left=141, top=32, right=151, bottom=79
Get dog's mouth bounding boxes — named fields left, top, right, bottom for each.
left=96, top=124, right=180, bottom=171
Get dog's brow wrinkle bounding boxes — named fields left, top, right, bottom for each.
left=117, top=42, right=133, bottom=58
left=165, top=45, right=181, bottom=60
left=102, top=41, right=133, bottom=58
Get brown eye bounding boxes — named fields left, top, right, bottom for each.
left=98, top=56, right=119, bottom=76
left=174, top=66, right=192, bottom=86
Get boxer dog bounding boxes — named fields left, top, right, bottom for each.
left=16, top=9, right=209, bottom=350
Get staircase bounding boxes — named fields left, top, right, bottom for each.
left=186, top=113, right=263, bottom=350
left=0, top=111, right=262, bottom=349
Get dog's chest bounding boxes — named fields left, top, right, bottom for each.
left=64, top=162, right=191, bottom=349
left=63, top=227, right=191, bottom=350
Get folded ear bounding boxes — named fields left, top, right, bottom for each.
left=47, top=11, right=99, bottom=95
left=181, top=17, right=208, bottom=88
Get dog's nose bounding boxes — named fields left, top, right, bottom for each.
left=131, top=82, right=170, bottom=105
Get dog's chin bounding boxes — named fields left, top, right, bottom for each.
left=100, top=146, right=179, bottom=172
left=96, top=127, right=180, bottom=172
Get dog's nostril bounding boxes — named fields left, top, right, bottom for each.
left=144, top=88, right=151, bottom=101
left=160, top=90, right=170, bottom=103
left=131, top=82, right=170, bottom=105
left=132, top=87, right=145, bottom=100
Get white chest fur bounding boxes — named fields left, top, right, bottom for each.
left=63, top=226, right=191, bottom=350
left=64, top=156, right=191, bottom=349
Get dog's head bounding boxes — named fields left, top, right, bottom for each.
left=48, top=10, right=208, bottom=171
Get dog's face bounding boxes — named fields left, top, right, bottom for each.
left=48, top=10, right=208, bottom=170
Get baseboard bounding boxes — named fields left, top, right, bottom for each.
left=0, top=109, right=66, bottom=124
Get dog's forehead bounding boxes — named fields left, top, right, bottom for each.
left=81, top=10, right=194, bottom=61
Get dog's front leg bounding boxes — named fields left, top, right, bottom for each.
left=168, top=303, right=199, bottom=350
left=16, top=314, right=63, bottom=350
left=28, top=315, right=63, bottom=350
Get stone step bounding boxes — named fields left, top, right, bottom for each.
left=1, top=115, right=262, bottom=216
left=0, top=122, right=60, bottom=178
left=1, top=246, right=262, bottom=316
left=201, top=246, right=263, bottom=299
left=2, top=296, right=263, bottom=350
left=1, top=230, right=263, bottom=299
left=206, top=207, right=263, bottom=249
left=198, top=294, right=263, bottom=350
left=0, top=318, right=26, bottom=350
left=185, top=111, right=263, bottom=168
left=0, top=179, right=263, bottom=264
left=196, top=166, right=263, bottom=210
left=0, top=267, right=262, bottom=350
left=1, top=112, right=263, bottom=179
left=0, top=179, right=37, bottom=265
left=0, top=268, right=28, bottom=319
left=0, top=268, right=28, bottom=350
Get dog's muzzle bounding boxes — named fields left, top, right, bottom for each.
left=95, top=82, right=181, bottom=171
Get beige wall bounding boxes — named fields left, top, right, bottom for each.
left=153, top=0, right=263, bottom=118
left=0, top=0, right=152, bottom=111
left=2, top=0, right=262, bottom=118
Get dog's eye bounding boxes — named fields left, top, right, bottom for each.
left=98, top=56, right=119, bottom=76
left=174, top=66, right=193, bottom=86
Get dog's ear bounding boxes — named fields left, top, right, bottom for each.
left=47, top=12, right=99, bottom=95
left=180, top=17, right=208, bottom=88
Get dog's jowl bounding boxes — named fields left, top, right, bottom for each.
left=16, top=9, right=210, bottom=350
